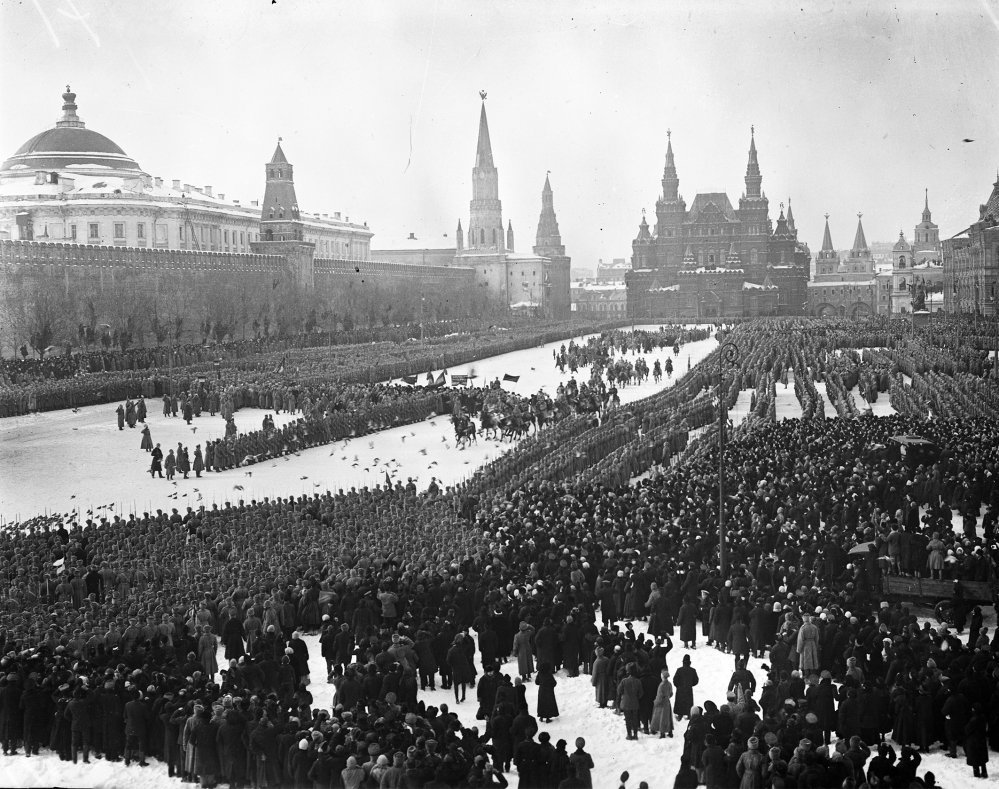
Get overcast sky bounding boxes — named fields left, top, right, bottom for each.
left=2, top=0, right=997, bottom=265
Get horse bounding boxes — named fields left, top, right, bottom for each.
left=500, top=414, right=529, bottom=441
left=455, top=418, right=477, bottom=448
left=479, top=409, right=500, bottom=440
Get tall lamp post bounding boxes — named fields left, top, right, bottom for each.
left=717, top=339, right=740, bottom=579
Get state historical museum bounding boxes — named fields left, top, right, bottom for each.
left=626, top=130, right=809, bottom=320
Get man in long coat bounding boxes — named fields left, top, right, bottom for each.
left=796, top=614, right=821, bottom=676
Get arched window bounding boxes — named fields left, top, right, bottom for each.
left=898, top=255, right=906, bottom=268
left=899, top=278, right=907, bottom=291
left=480, top=229, right=485, bottom=245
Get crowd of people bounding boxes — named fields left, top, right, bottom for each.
left=0, top=321, right=998, bottom=788
left=0, top=318, right=621, bottom=417
left=0, top=319, right=538, bottom=386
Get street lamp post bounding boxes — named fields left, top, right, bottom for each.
left=717, top=339, right=740, bottom=579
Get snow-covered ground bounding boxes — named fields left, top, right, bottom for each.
left=850, top=384, right=897, bottom=416
left=774, top=369, right=803, bottom=420
left=1, top=617, right=987, bottom=788
left=729, top=388, right=755, bottom=427
left=2, top=330, right=985, bottom=786
left=813, top=381, right=834, bottom=418
left=0, top=328, right=718, bottom=525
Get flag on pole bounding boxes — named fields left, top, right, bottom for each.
left=502, top=373, right=520, bottom=383
left=385, top=471, right=393, bottom=488
left=435, top=371, right=446, bottom=385
left=402, top=374, right=418, bottom=385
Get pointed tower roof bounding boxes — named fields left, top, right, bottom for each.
left=744, top=125, right=762, bottom=198
left=852, top=213, right=869, bottom=254
left=786, top=198, right=796, bottom=233
left=534, top=172, right=564, bottom=257
left=270, top=138, right=289, bottom=164
left=774, top=203, right=790, bottom=236
left=921, top=188, right=932, bottom=223
left=475, top=101, right=494, bottom=169
left=636, top=211, right=652, bottom=242
left=661, top=129, right=680, bottom=202
left=893, top=229, right=911, bottom=252
left=820, top=214, right=834, bottom=252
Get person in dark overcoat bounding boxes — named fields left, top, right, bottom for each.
left=221, top=613, right=245, bottom=661
left=188, top=707, right=220, bottom=786
left=965, top=702, right=989, bottom=778
left=535, top=662, right=559, bottom=723
left=140, top=424, right=153, bottom=452
left=19, top=677, right=48, bottom=756
left=447, top=634, right=475, bottom=704
left=123, top=690, right=152, bottom=767
left=673, top=654, right=699, bottom=720
left=677, top=599, right=698, bottom=649
left=216, top=705, right=248, bottom=787
left=942, top=685, right=970, bottom=759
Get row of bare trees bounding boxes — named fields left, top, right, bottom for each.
left=1, top=266, right=508, bottom=357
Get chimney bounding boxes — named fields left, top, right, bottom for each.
left=233, top=200, right=240, bottom=205
left=334, top=212, right=341, bottom=220
left=203, top=185, right=213, bottom=197
left=172, top=179, right=181, bottom=190
left=218, top=193, right=224, bottom=201
left=408, top=232, right=417, bottom=240
left=154, top=177, right=163, bottom=188
left=184, top=183, right=193, bottom=192
left=251, top=200, right=259, bottom=207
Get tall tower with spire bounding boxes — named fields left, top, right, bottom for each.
left=467, top=96, right=505, bottom=252
left=913, top=188, right=940, bottom=257
left=738, top=126, right=770, bottom=240
left=815, top=214, right=839, bottom=276
left=534, top=174, right=564, bottom=257
left=534, top=174, right=571, bottom=318
left=744, top=126, right=762, bottom=198
left=253, top=138, right=315, bottom=288
left=261, top=138, right=302, bottom=242
left=653, top=130, right=686, bottom=264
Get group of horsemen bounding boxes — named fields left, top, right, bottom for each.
left=447, top=340, right=682, bottom=447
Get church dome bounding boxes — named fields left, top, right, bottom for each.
left=1, top=87, right=143, bottom=173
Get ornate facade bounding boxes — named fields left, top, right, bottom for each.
left=943, top=175, right=999, bottom=317
left=0, top=87, right=372, bottom=259
left=626, top=130, right=809, bottom=320
left=808, top=214, right=877, bottom=318
left=884, top=193, right=944, bottom=315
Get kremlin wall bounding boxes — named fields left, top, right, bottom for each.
left=1, top=89, right=568, bottom=353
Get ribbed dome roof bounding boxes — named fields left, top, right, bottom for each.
left=1, top=87, right=143, bottom=173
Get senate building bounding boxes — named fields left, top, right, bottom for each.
left=626, top=130, right=810, bottom=320
left=0, top=86, right=373, bottom=258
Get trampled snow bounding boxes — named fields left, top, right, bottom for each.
left=2, top=328, right=980, bottom=787
left=0, top=327, right=717, bottom=525
left=0, top=622, right=986, bottom=788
